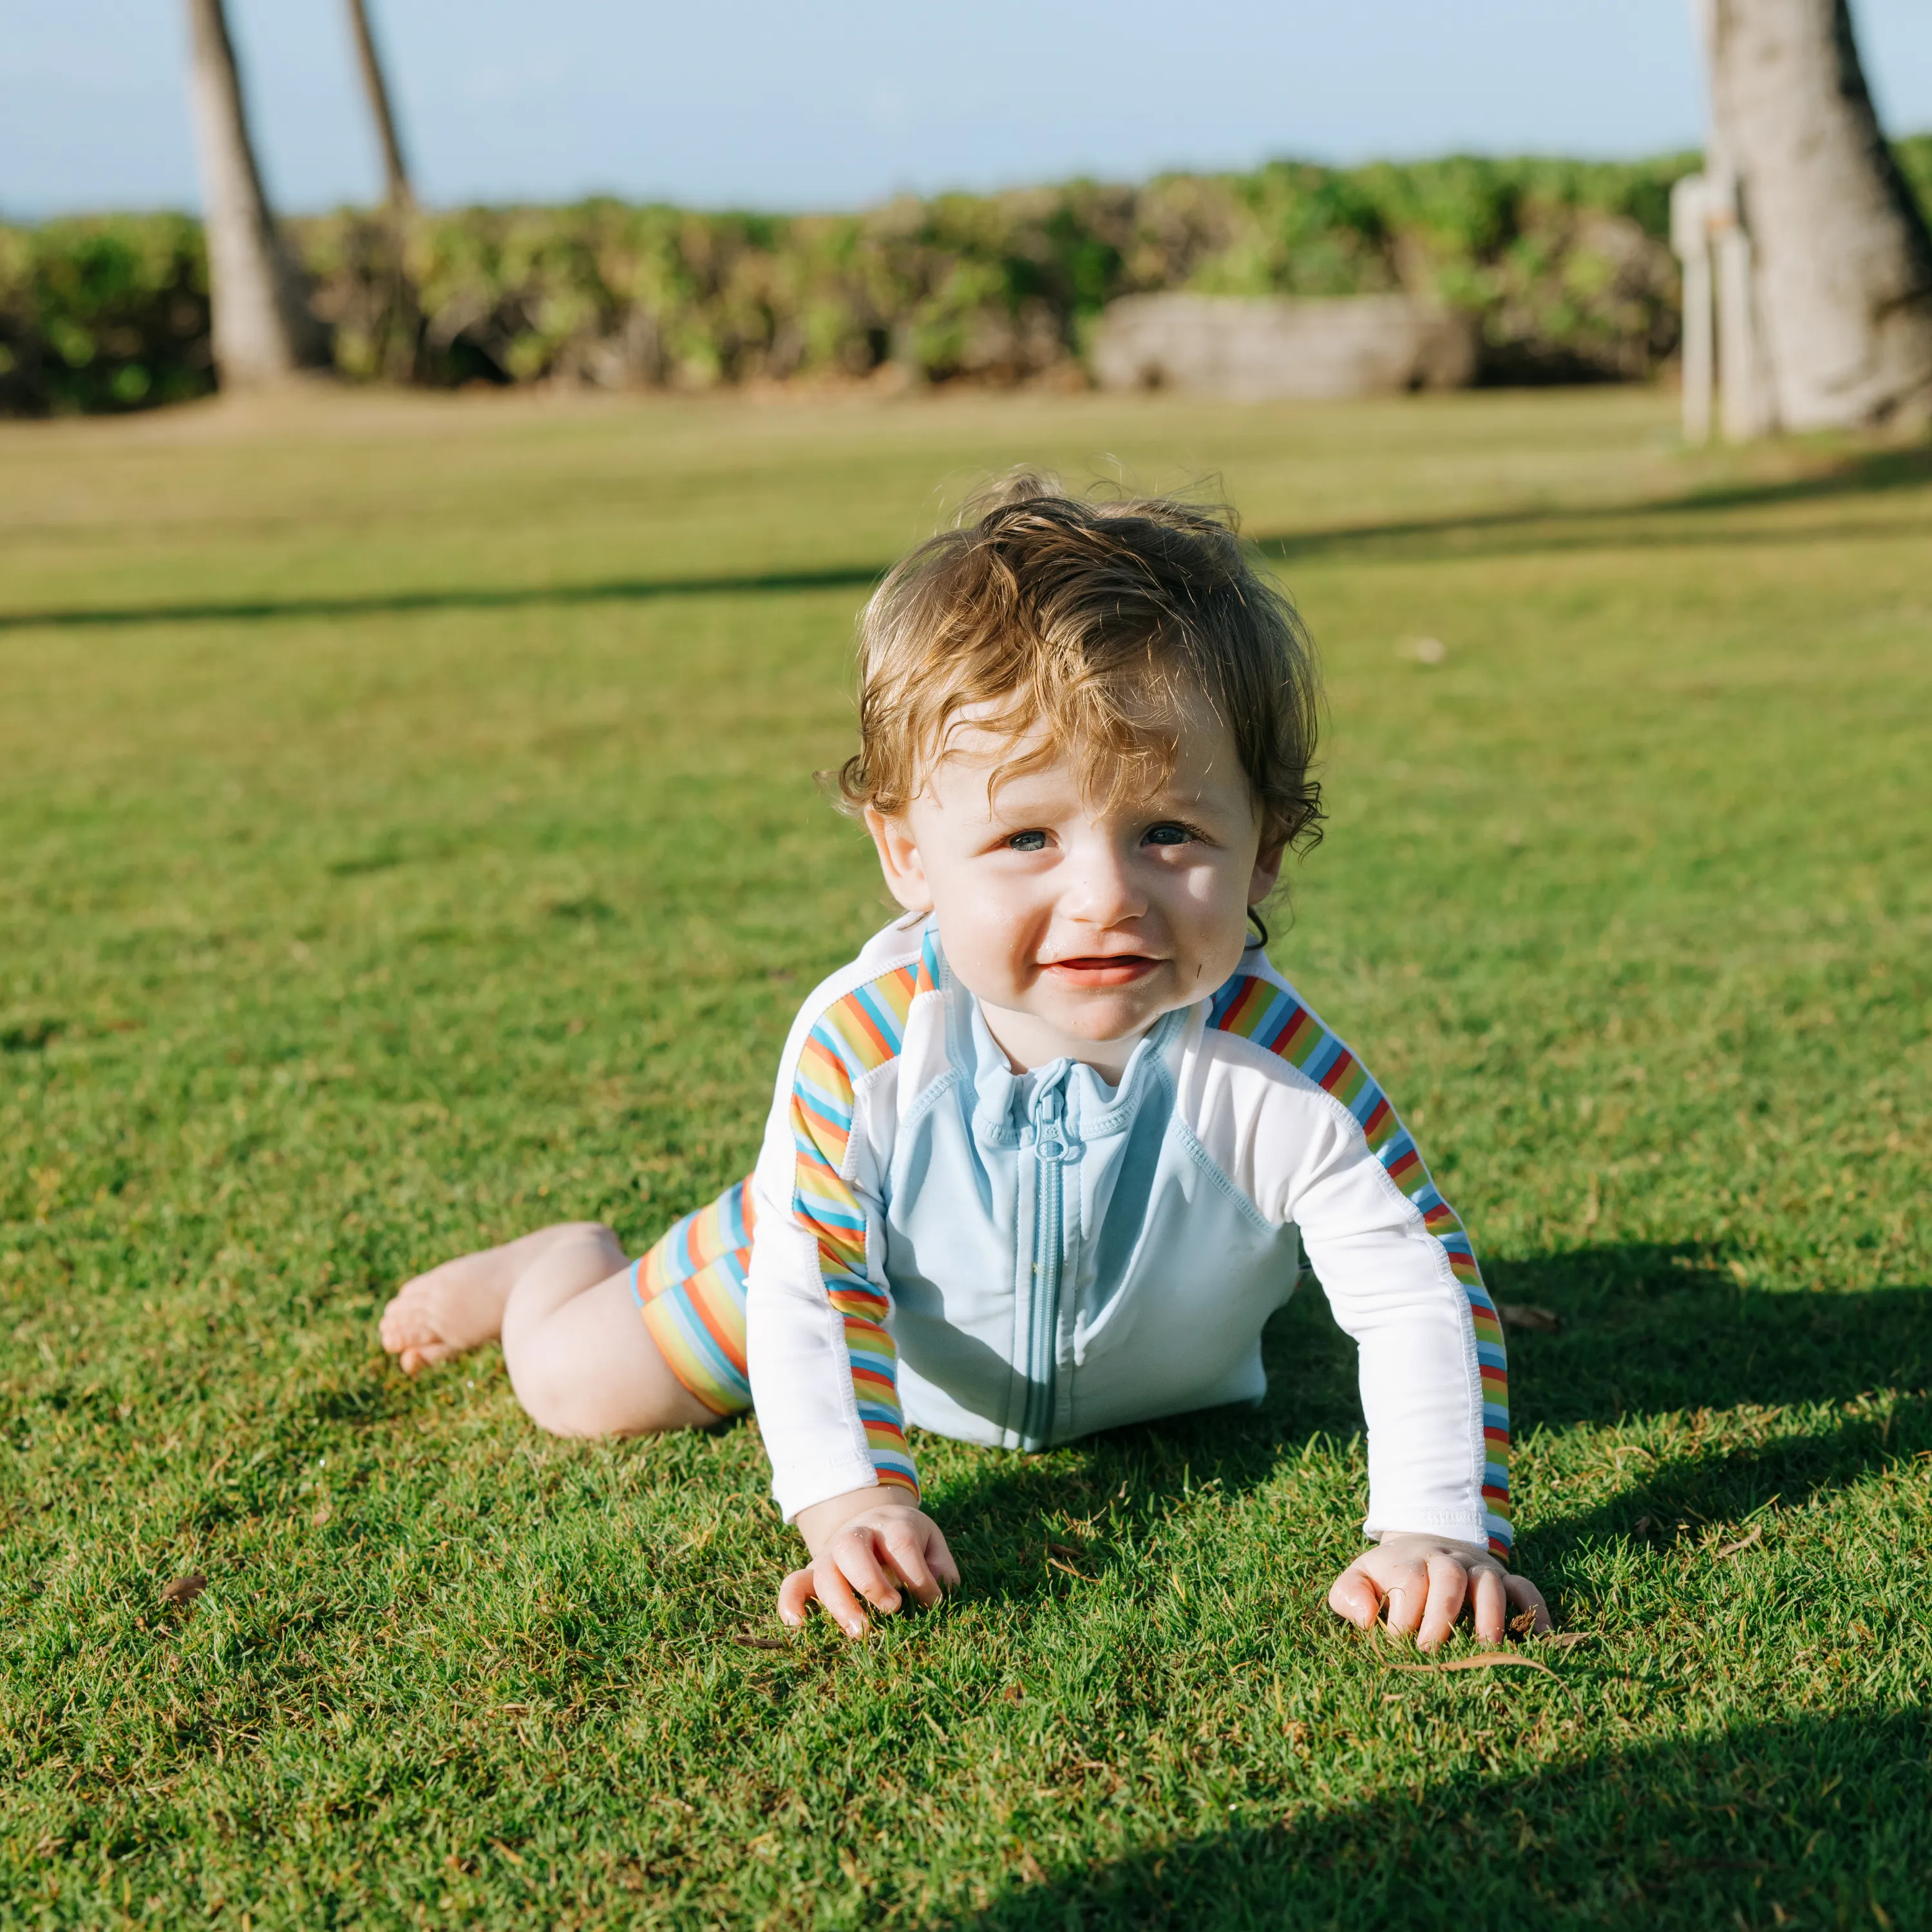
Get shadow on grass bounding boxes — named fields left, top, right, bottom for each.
left=1484, top=1244, right=1932, bottom=1424
left=1486, top=1243, right=1932, bottom=1559
left=0, top=562, right=889, bottom=633
left=924, top=1245, right=1931, bottom=1602
left=933, top=1707, right=1929, bottom=1932
left=5, top=445, right=1927, bottom=634
left=312, top=1376, right=407, bottom=1428
left=1256, top=439, right=1932, bottom=565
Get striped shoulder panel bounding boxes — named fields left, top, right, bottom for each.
left=1208, top=972, right=1512, bottom=1556
left=790, top=928, right=942, bottom=1173
left=788, top=929, right=941, bottom=1501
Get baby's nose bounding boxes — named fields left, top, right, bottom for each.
left=1063, top=846, right=1146, bottom=921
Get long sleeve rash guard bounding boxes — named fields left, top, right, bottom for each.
left=743, top=916, right=1511, bottom=1555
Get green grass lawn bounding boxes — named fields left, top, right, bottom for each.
left=2, top=384, right=1928, bottom=1931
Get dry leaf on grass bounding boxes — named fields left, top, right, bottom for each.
left=1539, top=1632, right=1596, bottom=1651
left=1716, top=1524, right=1763, bottom=1559
left=1385, top=1649, right=1586, bottom=1711
left=1497, top=1303, right=1562, bottom=1334
left=1388, top=1651, right=1562, bottom=1678
left=735, top=1633, right=791, bottom=1652
left=160, top=1573, right=206, bottom=1609
left=311, top=1501, right=333, bottom=1528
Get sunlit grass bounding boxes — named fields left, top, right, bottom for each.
left=1, top=385, right=1927, bottom=1929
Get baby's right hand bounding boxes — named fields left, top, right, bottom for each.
left=779, top=1490, right=960, bottom=1639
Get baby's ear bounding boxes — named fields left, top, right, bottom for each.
left=1249, top=835, right=1288, bottom=904
left=865, top=809, right=933, bottom=913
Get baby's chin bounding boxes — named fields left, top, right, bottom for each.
left=1027, top=981, right=1191, bottom=1045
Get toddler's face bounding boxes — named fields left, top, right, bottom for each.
left=866, top=693, right=1282, bottom=1077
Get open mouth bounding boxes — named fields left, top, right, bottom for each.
left=1043, top=955, right=1164, bottom=987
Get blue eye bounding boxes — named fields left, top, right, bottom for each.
left=1144, top=822, right=1192, bottom=847
left=1008, top=829, right=1048, bottom=852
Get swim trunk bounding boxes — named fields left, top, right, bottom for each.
left=632, top=1177, right=757, bottom=1416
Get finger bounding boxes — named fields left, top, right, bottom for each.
left=1470, top=1565, right=1509, bottom=1644
left=777, top=1566, right=817, bottom=1629
left=878, top=1522, right=942, bottom=1607
left=813, top=1555, right=873, bottom=1640
left=1328, top=1566, right=1382, bottom=1631
left=832, top=1530, right=904, bottom=1616
left=1382, top=1562, right=1428, bottom=1638
left=1504, top=1573, right=1553, bottom=1634
left=1416, top=1554, right=1468, bottom=1652
left=924, top=1525, right=963, bottom=1593
left=398, top=1343, right=455, bottom=1374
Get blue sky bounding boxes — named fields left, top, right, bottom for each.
left=5, top=1, right=1930, bottom=220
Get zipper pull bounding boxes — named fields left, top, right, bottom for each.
left=1036, top=1081, right=1067, bottom=1162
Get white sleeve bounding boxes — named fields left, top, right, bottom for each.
left=1206, top=1030, right=1509, bottom=1556
left=1291, top=1132, right=1497, bottom=1551
left=743, top=951, right=923, bottom=1524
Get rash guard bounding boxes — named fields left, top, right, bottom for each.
left=743, top=914, right=1511, bottom=1555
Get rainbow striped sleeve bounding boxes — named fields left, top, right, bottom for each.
left=788, top=933, right=941, bottom=1500
left=1209, top=973, right=1512, bottom=1557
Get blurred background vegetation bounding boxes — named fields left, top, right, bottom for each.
left=4, top=138, right=1929, bottom=416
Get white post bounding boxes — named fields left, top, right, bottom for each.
left=1672, top=173, right=1715, bottom=443
left=1710, top=173, right=1773, bottom=440
left=1689, top=0, right=1777, bottom=440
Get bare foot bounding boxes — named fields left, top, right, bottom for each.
left=380, top=1224, right=616, bottom=1374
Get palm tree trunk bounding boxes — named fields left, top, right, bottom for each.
left=184, top=0, right=328, bottom=388
left=344, top=0, right=415, bottom=213
left=1703, top=0, right=1932, bottom=430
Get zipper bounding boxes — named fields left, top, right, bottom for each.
left=1023, top=1080, right=1068, bottom=1446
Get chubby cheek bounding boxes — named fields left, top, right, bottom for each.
left=1164, top=860, right=1252, bottom=967
left=933, top=875, right=1047, bottom=1000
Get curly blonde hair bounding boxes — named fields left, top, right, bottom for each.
left=836, top=473, right=1323, bottom=853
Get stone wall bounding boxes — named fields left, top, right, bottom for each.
left=1090, top=293, right=1479, bottom=399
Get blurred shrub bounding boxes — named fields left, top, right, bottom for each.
left=0, top=214, right=212, bottom=414
left=301, top=157, right=1691, bottom=395
left=1186, top=153, right=1695, bottom=382
left=1895, top=131, right=1932, bottom=225
left=3, top=140, right=1927, bottom=414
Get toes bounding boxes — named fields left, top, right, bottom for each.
left=380, top=1307, right=434, bottom=1354
left=381, top=1278, right=457, bottom=1344
left=378, top=1254, right=513, bottom=1366
left=383, top=1302, right=455, bottom=1364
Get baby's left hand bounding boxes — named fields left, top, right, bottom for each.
left=1328, top=1533, right=1551, bottom=1649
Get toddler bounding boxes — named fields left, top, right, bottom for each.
left=381, top=479, right=1549, bottom=1649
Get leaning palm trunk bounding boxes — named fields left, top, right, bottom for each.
left=344, top=0, right=414, bottom=213
left=184, top=0, right=328, bottom=386
left=342, top=0, right=420, bottom=380
left=1703, top=0, right=1932, bottom=430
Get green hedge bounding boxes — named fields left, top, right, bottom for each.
left=4, top=139, right=1928, bottom=415
left=0, top=214, right=211, bottom=413
left=305, top=153, right=1694, bottom=393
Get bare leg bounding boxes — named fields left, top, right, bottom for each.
left=498, top=1227, right=718, bottom=1437
left=379, top=1222, right=718, bottom=1438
